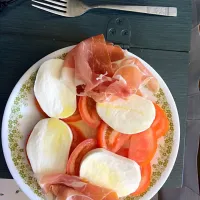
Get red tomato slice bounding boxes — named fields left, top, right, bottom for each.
left=78, top=96, right=101, bottom=128
left=114, top=134, right=131, bottom=153
left=69, top=120, right=97, bottom=139
left=68, top=124, right=86, bottom=153
left=116, top=148, right=129, bottom=158
left=34, top=97, right=48, bottom=118
left=131, top=164, right=151, bottom=196
left=129, top=128, right=157, bottom=166
left=97, top=122, right=130, bottom=153
left=66, top=138, right=97, bottom=176
left=62, top=109, right=82, bottom=123
left=151, top=104, right=169, bottom=139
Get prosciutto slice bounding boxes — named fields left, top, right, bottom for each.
left=48, top=185, right=92, bottom=200
left=88, top=80, right=132, bottom=102
left=112, top=52, right=160, bottom=101
left=63, top=34, right=131, bottom=102
left=64, top=34, right=159, bottom=102
left=40, top=174, right=118, bottom=200
left=113, top=53, right=160, bottom=93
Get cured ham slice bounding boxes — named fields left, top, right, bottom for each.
left=106, top=43, right=124, bottom=62
left=48, top=185, right=92, bottom=200
left=64, top=34, right=159, bottom=102
left=40, top=174, right=118, bottom=200
left=64, top=34, right=130, bottom=102
left=64, top=35, right=112, bottom=89
left=113, top=56, right=160, bottom=93
left=114, top=66, right=142, bottom=93
left=88, top=80, right=132, bottom=102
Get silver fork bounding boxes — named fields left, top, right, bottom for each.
left=32, top=0, right=177, bottom=17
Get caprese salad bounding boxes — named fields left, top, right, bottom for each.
left=26, top=34, right=169, bottom=200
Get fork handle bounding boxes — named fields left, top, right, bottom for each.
left=92, top=5, right=177, bottom=17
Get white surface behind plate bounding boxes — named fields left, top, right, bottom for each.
left=0, top=179, right=29, bottom=200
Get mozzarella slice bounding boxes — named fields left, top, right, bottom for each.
left=34, top=59, right=76, bottom=118
left=26, top=118, right=73, bottom=179
left=96, top=94, right=155, bottom=134
left=80, top=148, right=141, bottom=197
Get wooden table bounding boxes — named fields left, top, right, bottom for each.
left=0, top=0, right=191, bottom=193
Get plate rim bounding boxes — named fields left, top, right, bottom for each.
left=1, top=46, right=180, bottom=200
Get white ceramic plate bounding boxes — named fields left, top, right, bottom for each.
left=1, top=46, right=180, bottom=200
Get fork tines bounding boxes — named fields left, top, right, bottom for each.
left=32, top=0, right=67, bottom=16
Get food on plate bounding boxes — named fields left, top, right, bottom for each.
left=116, top=148, right=129, bottom=157
left=68, top=120, right=97, bottom=139
left=96, top=94, right=156, bottom=134
left=62, top=108, right=82, bottom=122
left=34, top=59, right=77, bottom=118
left=128, top=128, right=157, bottom=166
left=114, top=56, right=160, bottom=93
left=25, top=132, right=32, bottom=165
left=34, top=97, right=48, bottom=118
left=67, top=138, right=97, bottom=176
left=78, top=96, right=101, bottom=128
left=64, top=34, right=136, bottom=102
left=106, top=42, right=125, bottom=62
left=151, top=103, right=169, bottom=139
left=131, top=164, right=151, bottom=196
left=114, top=66, right=143, bottom=92
left=26, top=34, right=170, bottom=199
left=40, top=174, right=119, bottom=200
left=68, top=124, right=86, bottom=153
left=80, top=148, right=141, bottom=197
left=97, top=121, right=130, bottom=153
left=44, top=186, right=93, bottom=200
left=26, top=118, right=72, bottom=179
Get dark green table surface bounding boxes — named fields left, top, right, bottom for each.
left=0, top=0, right=191, bottom=189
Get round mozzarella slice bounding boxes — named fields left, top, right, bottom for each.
left=80, top=148, right=141, bottom=197
left=96, top=94, right=155, bottom=134
left=26, top=118, right=73, bottom=179
left=34, top=59, right=76, bottom=118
